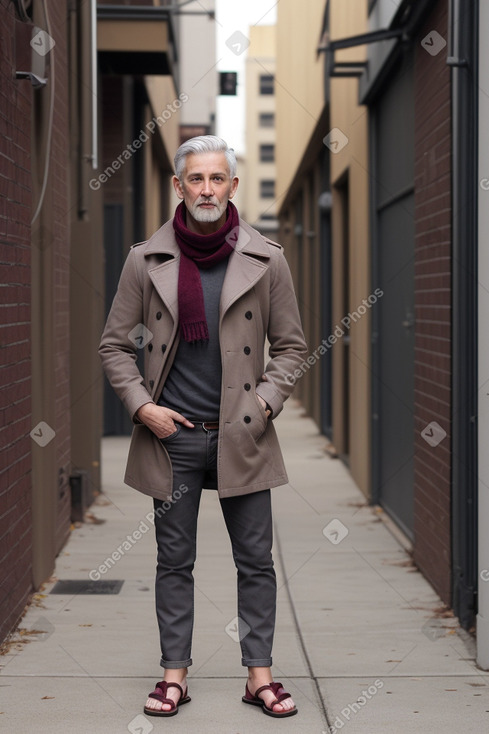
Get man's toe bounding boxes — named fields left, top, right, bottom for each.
left=273, top=697, right=294, bottom=712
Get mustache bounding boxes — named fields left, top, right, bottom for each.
left=196, top=197, right=219, bottom=206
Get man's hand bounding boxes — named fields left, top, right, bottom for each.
left=136, top=403, right=194, bottom=438
left=257, top=394, right=272, bottom=418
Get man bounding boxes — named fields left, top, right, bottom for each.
left=99, top=136, right=307, bottom=718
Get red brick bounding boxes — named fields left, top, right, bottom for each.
left=413, top=0, right=452, bottom=606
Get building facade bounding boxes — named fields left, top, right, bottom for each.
left=276, top=0, right=371, bottom=500
left=1, top=0, right=103, bottom=643
left=276, top=0, right=480, bottom=640
left=178, top=0, right=216, bottom=143
left=0, top=0, right=183, bottom=644
left=243, top=25, right=278, bottom=237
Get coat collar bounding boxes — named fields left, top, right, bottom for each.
left=143, top=217, right=271, bottom=259
left=145, top=217, right=271, bottom=319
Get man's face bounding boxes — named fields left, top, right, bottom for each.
left=173, top=152, right=239, bottom=232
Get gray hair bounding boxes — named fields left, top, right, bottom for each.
left=174, top=135, right=237, bottom=181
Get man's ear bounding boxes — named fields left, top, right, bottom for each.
left=172, top=175, right=184, bottom=199
left=229, top=176, right=239, bottom=199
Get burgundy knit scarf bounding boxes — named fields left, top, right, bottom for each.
left=173, top=201, right=239, bottom=342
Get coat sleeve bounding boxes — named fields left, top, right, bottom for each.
left=98, top=247, right=153, bottom=421
left=255, top=248, right=308, bottom=418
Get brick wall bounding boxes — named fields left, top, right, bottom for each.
left=0, top=5, right=33, bottom=642
left=49, top=0, right=72, bottom=553
left=0, top=0, right=72, bottom=643
left=413, top=0, right=452, bottom=604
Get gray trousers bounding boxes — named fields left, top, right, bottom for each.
left=154, top=423, right=276, bottom=669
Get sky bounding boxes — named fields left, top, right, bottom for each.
left=214, top=0, right=277, bottom=153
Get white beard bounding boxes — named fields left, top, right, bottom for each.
left=188, top=198, right=227, bottom=223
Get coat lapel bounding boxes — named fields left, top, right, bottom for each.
left=148, top=259, right=180, bottom=320
left=143, top=217, right=271, bottom=320
left=220, top=220, right=270, bottom=316
left=144, top=221, right=180, bottom=320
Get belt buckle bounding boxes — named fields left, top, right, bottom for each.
left=202, top=421, right=218, bottom=432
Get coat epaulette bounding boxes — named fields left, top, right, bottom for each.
left=264, top=237, right=283, bottom=251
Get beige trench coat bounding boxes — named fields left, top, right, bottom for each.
left=99, top=217, right=307, bottom=500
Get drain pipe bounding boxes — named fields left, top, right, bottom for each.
left=448, top=0, right=479, bottom=640
left=476, top=0, right=489, bottom=670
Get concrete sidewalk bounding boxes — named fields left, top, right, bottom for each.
left=1, top=400, right=488, bottom=733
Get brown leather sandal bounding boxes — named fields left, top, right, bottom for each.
left=242, top=680, right=298, bottom=717
left=144, top=680, right=191, bottom=717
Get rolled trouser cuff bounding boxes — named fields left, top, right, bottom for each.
left=241, top=656, right=273, bottom=667
left=160, top=656, right=192, bottom=668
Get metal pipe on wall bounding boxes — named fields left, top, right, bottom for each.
left=449, top=0, right=479, bottom=635
left=476, top=0, right=489, bottom=669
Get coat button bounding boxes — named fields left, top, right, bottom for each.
left=244, top=383, right=251, bottom=391
left=161, top=344, right=167, bottom=354
left=149, top=380, right=154, bottom=389
left=148, top=343, right=153, bottom=352
left=245, top=311, right=252, bottom=320
left=244, top=415, right=251, bottom=424
left=156, top=311, right=162, bottom=320
left=243, top=346, right=251, bottom=355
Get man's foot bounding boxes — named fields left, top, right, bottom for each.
left=245, top=676, right=297, bottom=716
left=144, top=672, right=188, bottom=714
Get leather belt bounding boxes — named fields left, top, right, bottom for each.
left=197, top=421, right=219, bottom=431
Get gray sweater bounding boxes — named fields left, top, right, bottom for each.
left=157, top=258, right=228, bottom=420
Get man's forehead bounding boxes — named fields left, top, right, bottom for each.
left=183, top=151, right=230, bottom=176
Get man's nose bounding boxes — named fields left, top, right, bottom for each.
left=201, top=179, right=214, bottom=197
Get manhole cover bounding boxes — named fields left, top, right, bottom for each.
left=50, top=580, right=124, bottom=595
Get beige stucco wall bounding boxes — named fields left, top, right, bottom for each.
left=276, top=0, right=371, bottom=497
left=144, top=75, right=183, bottom=218
left=275, top=2, right=325, bottom=199
left=329, top=0, right=370, bottom=496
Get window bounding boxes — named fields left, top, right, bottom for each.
left=259, top=113, right=275, bottom=127
left=260, top=180, right=275, bottom=198
left=259, top=144, right=275, bottom=162
left=259, top=74, right=274, bottom=95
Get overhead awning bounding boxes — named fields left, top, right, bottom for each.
left=97, top=4, right=178, bottom=76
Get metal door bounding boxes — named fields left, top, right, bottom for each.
left=371, top=53, right=415, bottom=538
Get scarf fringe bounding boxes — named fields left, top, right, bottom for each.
left=180, top=320, right=209, bottom=343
